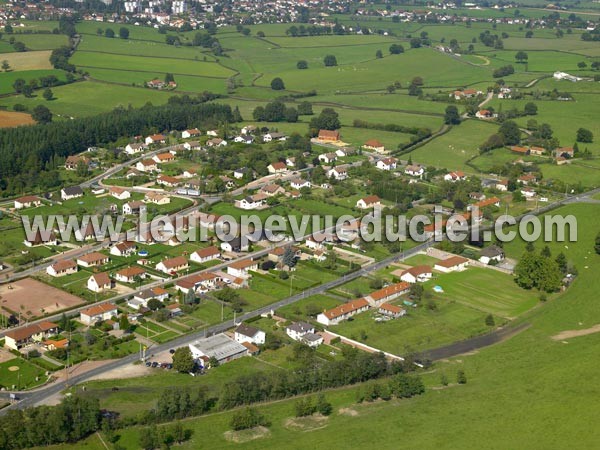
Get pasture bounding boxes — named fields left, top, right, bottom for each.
left=0, top=50, right=52, bottom=70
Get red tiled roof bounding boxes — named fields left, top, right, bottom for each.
left=322, top=298, right=369, bottom=320
left=435, top=256, right=469, bottom=268
left=81, top=303, right=117, bottom=317
left=369, top=282, right=410, bottom=301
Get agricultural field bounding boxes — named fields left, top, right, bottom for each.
left=0, top=50, right=53, bottom=70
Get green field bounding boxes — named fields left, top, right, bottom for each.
left=0, top=358, right=47, bottom=390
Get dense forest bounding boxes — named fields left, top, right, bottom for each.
left=0, top=95, right=234, bottom=196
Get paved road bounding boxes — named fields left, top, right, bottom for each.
left=0, top=239, right=434, bottom=411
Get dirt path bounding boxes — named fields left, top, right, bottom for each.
left=551, top=324, right=600, bottom=341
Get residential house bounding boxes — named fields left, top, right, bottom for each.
left=363, top=139, right=385, bottom=153
left=128, top=287, right=169, bottom=310
left=365, top=282, right=411, bottom=307
left=190, top=246, right=221, bottom=264
left=227, top=259, right=258, bottom=278
left=263, top=132, right=287, bottom=142
left=356, top=195, right=381, bottom=209
left=290, top=178, right=311, bottom=190
left=110, top=241, right=136, bottom=257
left=376, top=157, right=397, bottom=171
left=182, top=169, right=197, bottom=178
left=327, top=166, right=348, bottom=180
left=153, top=152, right=175, bottom=164
left=235, top=193, right=268, bottom=210
left=434, top=256, right=469, bottom=273
left=156, top=256, right=189, bottom=274
left=65, top=155, right=90, bottom=171
left=267, top=161, right=288, bottom=174
left=555, top=147, right=574, bottom=158
left=476, top=109, right=494, bottom=119
left=317, top=298, right=370, bottom=326
left=241, top=125, right=257, bottom=135
left=206, top=138, right=227, bottom=147
left=157, top=174, right=180, bottom=187
left=496, top=179, right=509, bottom=192
left=46, top=259, right=77, bottom=277
left=145, top=192, right=171, bottom=205
left=398, top=265, right=432, bottom=284
left=302, top=333, right=324, bottom=348
left=183, top=141, right=202, bottom=151
left=136, top=159, right=158, bottom=173
left=234, top=323, right=266, bottom=345
left=182, top=128, right=201, bottom=138
left=234, top=135, right=254, bottom=144
left=87, top=272, right=112, bottom=292
left=109, top=186, right=131, bottom=200
left=125, top=143, right=148, bottom=155
left=318, top=129, right=340, bottom=141
left=518, top=174, right=537, bottom=185
left=469, top=197, right=501, bottom=211
left=444, top=171, right=466, bottom=182
left=479, top=245, right=505, bottom=265
left=4, top=322, right=59, bottom=350
left=521, top=187, right=536, bottom=198
left=233, top=167, right=250, bottom=179
left=220, top=236, right=249, bottom=253
left=206, top=130, right=218, bottom=137
left=267, top=246, right=301, bottom=265
left=510, top=146, right=530, bottom=155
left=286, top=322, right=315, bottom=341
left=80, top=303, right=118, bottom=325
left=145, top=134, right=166, bottom=145
left=61, top=186, right=84, bottom=201
left=378, top=303, right=406, bottom=318
left=123, top=201, right=147, bottom=215
left=24, top=230, right=57, bottom=247
left=14, top=195, right=42, bottom=209
left=529, top=146, right=545, bottom=156
left=77, top=252, right=109, bottom=267
left=115, top=266, right=146, bottom=283
left=175, top=272, right=221, bottom=294
left=404, top=165, right=424, bottom=177
left=260, top=184, right=285, bottom=197
left=285, top=157, right=296, bottom=167
left=318, top=152, right=337, bottom=164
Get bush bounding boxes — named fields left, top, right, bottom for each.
left=230, top=407, right=269, bottom=431
left=270, top=77, right=285, bottom=90
left=457, top=370, right=467, bottom=384
left=323, top=55, right=337, bottom=67
left=297, top=60, right=308, bottom=69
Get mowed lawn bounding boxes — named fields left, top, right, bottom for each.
left=407, top=119, right=499, bottom=171
left=330, top=299, right=492, bottom=354
left=71, top=51, right=235, bottom=78
left=424, top=267, right=538, bottom=318
left=0, top=80, right=174, bottom=117
left=0, top=50, right=52, bottom=70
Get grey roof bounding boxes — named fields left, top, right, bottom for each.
left=303, top=332, right=322, bottom=343
left=287, top=321, right=314, bottom=334
left=190, top=333, right=248, bottom=361
left=480, top=245, right=504, bottom=258
left=235, top=323, right=261, bottom=338
left=62, top=186, right=84, bottom=196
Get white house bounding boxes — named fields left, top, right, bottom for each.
left=77, top=252, right=109, bottom=267
left=356, top=195, right=381, bottom=209
left=190, top=246, right=221, bottom=263
left=263, top=132, right=286, bottom=142
left=399, top=265, right=433, bottom=283
left=227, top=259, right=258, bottom=278
left=286, top=322, right=315, bottom=341
left=110, top=241, right=137, bottom=257
left=234, top=323, right=266, bottom=345
left=317, top=298, right=370, bottom=326
left=125, top=143, right=148, bottom=155
left=182, top=128, right=201, bottom=139
left=123, top=201, right=147, bottom=215
left=290, top=178, right=311, bottom=190
left=521, top=187, right=536, bottom=198
left=267, top=162, right=288, bottom=174
left=404, top=165, right=424, bottom=177
left=376, top=157, right=397, bottom=171
left=46, top=260, right=77, bottom=277
left=479, top=245, right=505, bottom=265
left=87, top=272, right=112, bottom=293
left=115, top=266, right=146, bottom=283
left=145, top=133, right=166, bottom=145
left=434, top=256, right=469, bottom=273
left=14, top=195, right=42, bottom=209
left=318, top=152, right=337, bottom=164
left=136, top=159, right=158, bottom=173
left=444, top=171, right=466, bottom=182
left=235, top=194, right=268, bottom=210
left=109, top=186, right=131, bottom=200
left=327, top=166, right=348, bottom=180
left=233, top=167, right=250, bottom=179
left=241, top=125, right=257, bottom=135
left=155, top=256, right=189, bottom=274
left=61, top=186, right=84, bottom=201
left=80, top=303, right=118, bottom=325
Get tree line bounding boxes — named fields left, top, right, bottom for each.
left=0, top=95, right=233, bottom=195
